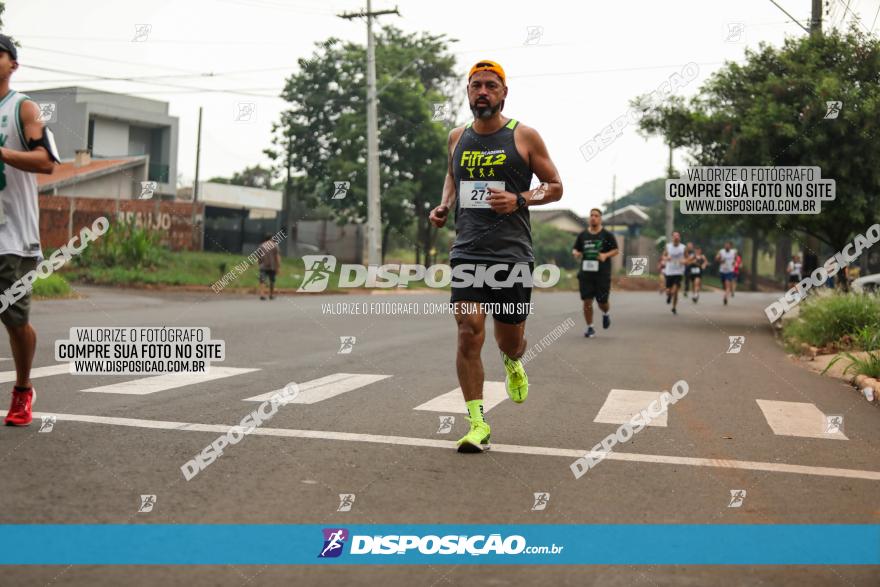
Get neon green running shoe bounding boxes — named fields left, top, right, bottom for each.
left=502, top=352, right=529, bottom=404
left=456, top=417, right=491, bottom=453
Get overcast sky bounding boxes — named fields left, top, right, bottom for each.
left=9, top=0, right=879, bottom=215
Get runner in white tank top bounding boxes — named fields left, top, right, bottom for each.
left=662, top=231, right=686, bottom=315
left=0, top=35, right=59, bottom=428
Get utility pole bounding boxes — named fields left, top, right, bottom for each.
left=283, top=136, right=299, bottom=257
left=610, top=174, right=616, bottom=223
left=192, top=106, right=203, bottom=250
left=810, top=0, right=822, bottom=35
left=665, top=143, right=674, bottom=243
left=339, top=2, right=399, bottom=265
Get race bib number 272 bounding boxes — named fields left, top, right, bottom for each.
left=459, top=181, right=506, bottom=209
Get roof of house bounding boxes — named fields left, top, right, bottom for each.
left=529, top=208, right=588, bottom=229
left=603, top=204, right=650, bottom=225
left=37, top=156, right=147, bottom=192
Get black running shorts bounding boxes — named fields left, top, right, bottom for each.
left=665, top=274, right=683, bottom=288
left=578, top=275, right=611, bottom=304
left=449, top=259, right=533, bottom=324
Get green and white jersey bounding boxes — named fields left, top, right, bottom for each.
left=0, top=90, right=42, bottom=258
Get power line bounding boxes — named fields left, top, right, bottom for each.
left=508, top=61, right=724, bottom=80
left=15, top=34, right=317, bottom=45
left=835, top=0, right=872, bottom=31
left=21, top=64, right=281, bottom=98
left=767, top=0, right=811, bottom=33
left=17, top=85, right=283, bottom=97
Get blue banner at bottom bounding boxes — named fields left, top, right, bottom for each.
left=1, top=525, right=878, bottom=565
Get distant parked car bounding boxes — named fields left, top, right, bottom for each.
left=851, top=273, right=880, bottom=294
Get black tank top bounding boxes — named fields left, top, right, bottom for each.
left=450, top=118, right=534, bottom=262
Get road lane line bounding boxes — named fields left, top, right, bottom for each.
left=242, top=373, right=390, bottom=404
left=594, top=389, right=669, bottom=427
left=0, top=364, right=69, bottom=383
left=413, top=381, right=507, bottom=414
left=79, top=367, right=260, bottom=395
left=31, top=412, right=880, bottom=482
left=756, top=399, right=849, bottom=440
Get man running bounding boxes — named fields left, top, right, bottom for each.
left=572, top=208, right=618, bottom=337
left=786, top=253, right=802, bottom=297
left=0, top=36, right=59, bottom=426
left=683, top=241, right=694, bottom=296
left=662, top=231, right=686, bottom=315
left=686, top=246, right=708, bottom=303
left=428, top=60, right=563, bottom=453
left=716, top=241, right=738, bottom=305
left=732, top=251, right=742, bottom=297
left=257, top=233, right=281, bottom=300
left=786, top=253, right=802, bottom=286
left=657, top=255, right=666, bottom=294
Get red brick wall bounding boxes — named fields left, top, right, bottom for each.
left=39, top=195, right=205, bottom=251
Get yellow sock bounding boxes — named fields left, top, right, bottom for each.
left=465, top=399, right=484, bottom=423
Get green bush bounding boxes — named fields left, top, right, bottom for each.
left=532, top=222, right=578, bottom=269
left=32, top=273, right=72, bottom=297
left=74, top=220, right=169, bottom=270
left=783, top=293, right=880, bottom=350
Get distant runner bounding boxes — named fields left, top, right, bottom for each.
left=662, top=232, right=686, bottom=315
left=683, top=241, right=694, bottom=296
left=257, top=233, right=281, bottom=300
left=572, top=208, right=619, bottom=338
left=732, top=251, right=742, bottom=297
left=686, top=246, right=708, bottom=303
left=657, top=255, right=666, bottom=295
left=716, top=241, right=738, bottom=306
left=428, top=60, right=563, bottom=453
left=786, top=253, right=802, bottom=286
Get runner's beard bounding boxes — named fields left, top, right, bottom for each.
left=470, top=99, right=503, bottom=119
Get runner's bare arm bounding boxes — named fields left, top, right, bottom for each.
left=429, top=127, right=466, bottom=228
left=599, top=248, right=620, bottom=262
left=0, top=100, right=55, bottom=174
left=519, top=125, right=562, bottom=206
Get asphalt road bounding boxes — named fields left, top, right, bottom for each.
left=2, top=285, right=878, bottom=586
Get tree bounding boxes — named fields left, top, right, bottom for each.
left=208, top=164, right=277, bottom=190
left=267, top=27, right=459, bottom=263
left=0, top=2, right=16, bottom=47
left=636, top=27, right=880, bottom=288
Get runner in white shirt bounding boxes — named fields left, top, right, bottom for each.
left=786, top=254, right=802, bottom=286
left=715, top=241, right=738, bottom=306
left=662, top=231, right=686, bottom=315
left=0, top=36, right=59, bottom=427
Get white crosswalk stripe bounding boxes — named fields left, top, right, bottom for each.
left=0, top=364, right=69, bottom=383
left=756, top=399, right=848, bottom=440
left=413, top=381, right=508, bottom=414
left=242, top=373, right=390, bottom=404
left=80, top=367, right=260, bottom=395
left=594, top=389, right=669, bottom=427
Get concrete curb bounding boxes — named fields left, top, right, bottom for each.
left=852, top=374, right=879, bottom=403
